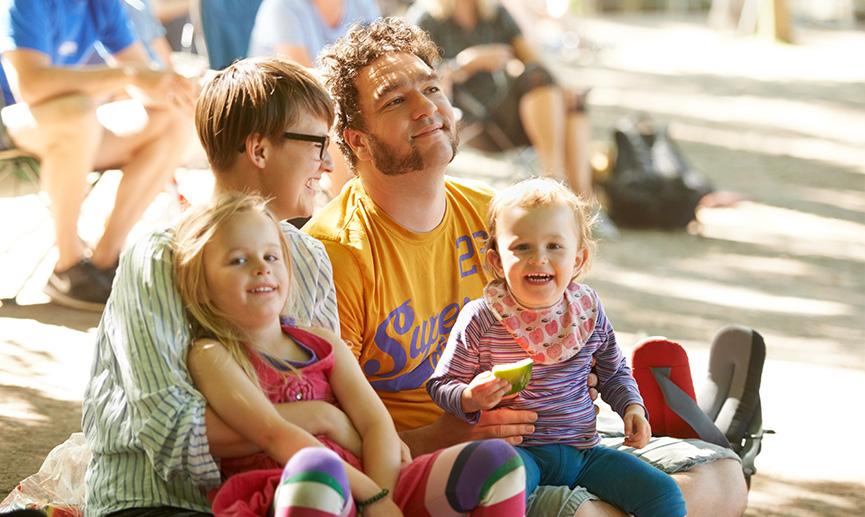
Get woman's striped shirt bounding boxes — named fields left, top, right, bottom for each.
left=82, top=222, right=338, bottom=516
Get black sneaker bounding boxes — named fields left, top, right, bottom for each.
left=43, top=259, right=113, bottom=311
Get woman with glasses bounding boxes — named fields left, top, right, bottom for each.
left=83, top=57, right=344, bottom=517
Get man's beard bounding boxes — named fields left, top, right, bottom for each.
left=366, top=125, right=459, bottom=177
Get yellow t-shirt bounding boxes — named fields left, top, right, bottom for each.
left=304, top=176, right=493, bottom=430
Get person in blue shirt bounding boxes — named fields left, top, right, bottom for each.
left=248, top=0, right=380, bottom=197
left=249, top=0, right=380, bottom=68
left=0, top=0, right=197, bottom=310
left=121, top=0, right=174, bottom=67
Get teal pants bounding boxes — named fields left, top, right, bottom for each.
left=518, top=444, right=686, bottom=517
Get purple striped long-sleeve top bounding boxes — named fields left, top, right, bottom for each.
left=427, top=287, right=645, bottom=448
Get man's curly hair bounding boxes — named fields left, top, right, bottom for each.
left=319, top=17, right=441, bottom=172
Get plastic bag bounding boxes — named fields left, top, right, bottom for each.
left=0, top=433, right=90, bottom=516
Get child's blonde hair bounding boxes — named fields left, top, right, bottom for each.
left=173, top=191, right=296, bottom=384
left=486, top=177, right=596, bottom=280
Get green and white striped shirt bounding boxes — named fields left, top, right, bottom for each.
left=82, top=222, right=338, bottom=516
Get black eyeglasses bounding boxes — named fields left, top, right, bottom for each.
left=237, top=132, right=329, bottom=160
left=284, top=132, right=329, bottom=161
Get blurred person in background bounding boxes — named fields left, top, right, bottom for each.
left=0, top=0, right=196, bottom=310
left=409, top=0, right=618, bottom=236
left=122, top=0, right=175, bottom=67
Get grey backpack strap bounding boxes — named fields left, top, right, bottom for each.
left=651, top=367, right=731, bottom=449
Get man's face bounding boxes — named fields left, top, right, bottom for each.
left=349, top=53, right=458, bottom=176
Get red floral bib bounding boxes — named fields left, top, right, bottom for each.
left=483, top=279, right=598, bottom=364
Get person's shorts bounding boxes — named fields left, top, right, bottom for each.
left=525, top=434, right=740, bottom=516
left=455, top=62, right=556, bottom=152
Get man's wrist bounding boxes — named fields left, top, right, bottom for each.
left=399, top=415, right=457, bottom=456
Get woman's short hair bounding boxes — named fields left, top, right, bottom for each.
left=195, top=57, right=334, bottom=172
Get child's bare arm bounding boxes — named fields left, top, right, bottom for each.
left=309, top=327, right=402, bottom=494
left=275, top=401, right=362, bottom=457
left=188, top=338, right=323, bottom=463
left=204, top=399, right=357, bottom=458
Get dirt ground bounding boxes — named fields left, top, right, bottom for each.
left=1, top=12, right=863, bottom=517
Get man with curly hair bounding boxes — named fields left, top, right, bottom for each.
left=305, top=17, right=748, bottom=517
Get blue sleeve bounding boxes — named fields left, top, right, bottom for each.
left=98, top=0, right=137, bottom=54
left=253, top=0, right=307, bottom=50
left=123, top=0, right=166, bottom=43
left=358, top=0, right=380, bottom=21
left=0, top=0, right=51, bottom=55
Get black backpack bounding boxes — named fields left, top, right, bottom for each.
left=604, top=115, right=713, bottom=229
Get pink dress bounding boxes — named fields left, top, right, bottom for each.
left=211, top=326, right=362, bottom=516
left=210, top=325, right=526, bottom=517
left=210, top=326, right=447, bottom=517
left=218, top=326, right=363, bottom=478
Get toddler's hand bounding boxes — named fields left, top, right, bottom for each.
left=462, top=371, right=511, bottom=414
left=623, top=404, right=651, bottom=449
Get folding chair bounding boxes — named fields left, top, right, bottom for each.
left=454, top=70, right=521, bottom=153
left=450, top=69, right=542, bottom=183
left=0, top=104, right=41, bottom=195
left=0, top=147, right=40, bottom=196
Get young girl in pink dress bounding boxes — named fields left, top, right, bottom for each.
left=173, top=192, right=527, bottom=517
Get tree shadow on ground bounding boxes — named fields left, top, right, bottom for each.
left=747, top=475, right=865, bottom=516
left=0, top=385, right=82, bottom=496
left=585, top=65, right=865, bottom=111
left=0, top=301, right=100, bottom=333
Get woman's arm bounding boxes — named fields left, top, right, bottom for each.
left=306, top=327, right=402, bottom=493
left=510, top=34, right=542, bottom=65
left=187, top=338, right=324, bottom=464
left=205, top=399, right=360, bottom=458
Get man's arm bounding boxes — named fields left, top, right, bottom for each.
left=399, top=409, right=537, bottom=456
left=317, top=239, right=366, bottom=358
left=2, top=46, right=195, bottom=108
left=2, top=48, right=135, bottom=105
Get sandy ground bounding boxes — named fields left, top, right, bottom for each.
left=1, top=13, right=864, bottom=517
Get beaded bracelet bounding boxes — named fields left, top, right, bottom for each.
left=356, top=487, right=390, bottom=514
